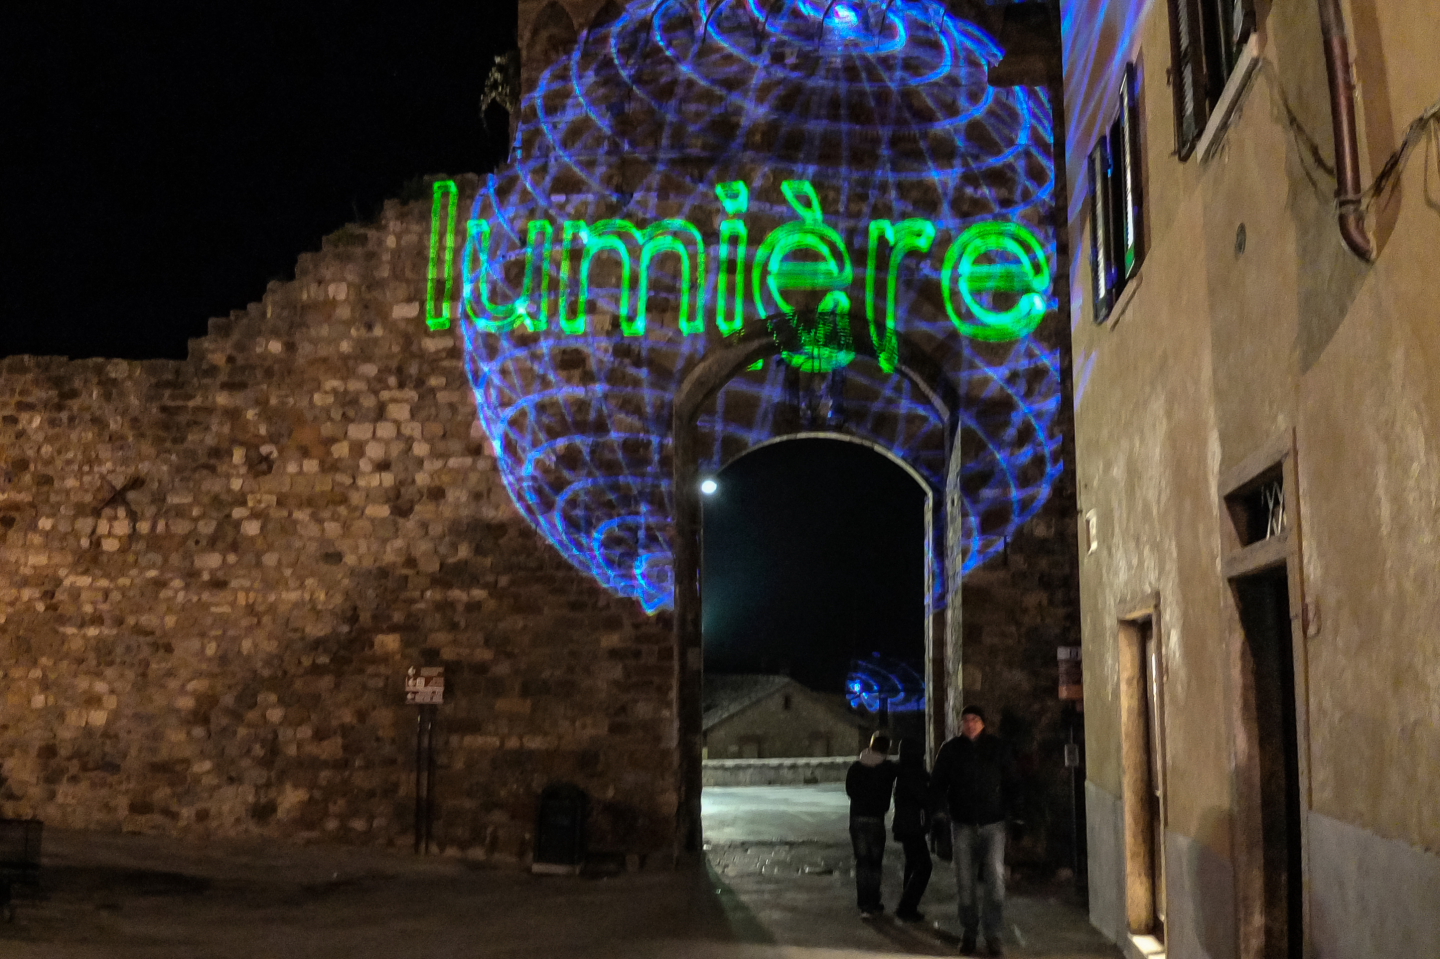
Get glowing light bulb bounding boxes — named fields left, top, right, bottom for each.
left=700, top=478, right=719, bottom=496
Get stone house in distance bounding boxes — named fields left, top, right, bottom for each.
left=701, top=675, right=871, bottom=760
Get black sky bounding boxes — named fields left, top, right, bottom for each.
left=3, top=6, right=928, bottom=687
left=702, top=439, right=927, bottom=694
left=1, top=2, right=514, bottom=359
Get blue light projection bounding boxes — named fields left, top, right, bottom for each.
left=847, top=653, right=927, bottom=713
left=456, top=0, right=1064, bottom=613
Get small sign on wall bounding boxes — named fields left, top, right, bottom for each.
left=1057, top=646, right=1083, bottom=700
left=405, top=666, right=445, bottom=705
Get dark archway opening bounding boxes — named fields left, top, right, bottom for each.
left=701, top=437, right=927, bottom=709
left=698, top=435, right=929, bottom=814
left=696, top=436, right=934, bottom=896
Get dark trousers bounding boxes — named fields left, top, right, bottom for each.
left=896, top=833, right=933, bottom=916
left=849, top=816, right=886, bottom=910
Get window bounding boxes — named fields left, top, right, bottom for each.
left=1167, top=0, right=1255, bottom=158
left=1089, top=63, right=1144, bottom=323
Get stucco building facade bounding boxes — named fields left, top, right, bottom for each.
left=1064, top=0, right=1440, bottom=956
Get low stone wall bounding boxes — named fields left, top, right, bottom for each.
left=701, top=757, right=852, bottom=787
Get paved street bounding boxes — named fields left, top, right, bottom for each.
left=703, top=784, right=1121, bottom=958
left=1, top=785, right=1118, bottom=957
left=703, top=784, right=853, bottom=844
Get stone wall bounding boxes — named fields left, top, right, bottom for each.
left=945, top=323, right=1085, bottom=873
left=701, top=757, right=851, bottom=787
left=0, top=176, right=680, bottom=864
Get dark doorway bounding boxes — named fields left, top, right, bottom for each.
left=1139, top=617, right=1167, bottom=943
left=1233, top=567, right=1304, bottom=959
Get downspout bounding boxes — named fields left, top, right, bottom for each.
left=1317, top=0, right=1374, bottom=261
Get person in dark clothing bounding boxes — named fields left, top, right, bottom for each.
left=931, top=706, right=1015, bottom=957
left=845, top=731, right=898, bottom=918
left=891, top=737, right=934, bottom=922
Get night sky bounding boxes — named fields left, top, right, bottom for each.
left=2, top=2, right=514, bottom=359
left=3, top=6, right=928, bottom=690
left=702, top=439, right=927, bottom=694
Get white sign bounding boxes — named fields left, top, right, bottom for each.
left=405, top=666, right=445, bottom=705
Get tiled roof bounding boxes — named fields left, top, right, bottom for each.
left=702, top=674, right=872, bottom=733
left=701, top=674, right=793, bottom=730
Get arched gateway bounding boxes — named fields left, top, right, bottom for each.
left=0, top=0, right=1072, bottom=866
left=440, top=0, right=1066, bottom=851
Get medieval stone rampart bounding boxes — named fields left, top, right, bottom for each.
left=0, top=178, right=679, bottom=863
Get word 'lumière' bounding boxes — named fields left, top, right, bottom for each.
left=426, top=179, right=1052, bottom=371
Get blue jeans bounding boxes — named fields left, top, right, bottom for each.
left=952, top=820, right=1006, bottom=941
left=849, top=816, right=887, bottom=911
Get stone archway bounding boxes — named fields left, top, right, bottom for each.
left=669, top=311, right=961, bottom=854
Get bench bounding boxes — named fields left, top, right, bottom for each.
left=0, top=818, right=42, bottom=922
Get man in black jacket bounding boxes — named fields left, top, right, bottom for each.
left=845, top=731, right=899, bottom=918
left=931, top=706, right=1014, bottom=957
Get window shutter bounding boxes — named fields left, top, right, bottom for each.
left=1167, top=0, right=1208, bottom=158
left=1089, top=145, right=1114, bottom=322
left=1118, top=62, right=1144, bottom=280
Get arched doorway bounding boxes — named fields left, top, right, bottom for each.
left=672, top=313, right=959, bottom=853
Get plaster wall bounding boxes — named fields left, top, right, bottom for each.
left=1306, top=809, right=1440, bottom=959
left=0, top=180, right=680, bottom=862
left=1085, top=779, right=1127, bottom=944
left=1070, top=0, right=1440, bottom=952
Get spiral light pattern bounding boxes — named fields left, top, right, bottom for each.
left=846, top=653, right=927, bottom=714
left=459, top=0, right=1064, bottom=612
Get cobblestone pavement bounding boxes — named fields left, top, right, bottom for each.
left=0, top=785, right=1119, bottom=958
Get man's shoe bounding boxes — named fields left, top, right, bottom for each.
left=895, top=909, right=925, bottom=922
left=959, top=934, right=978, bottom=955
left=984, top=940, right=1004, bottom=957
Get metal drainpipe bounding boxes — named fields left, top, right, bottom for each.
left=1317, top=0, right=1375, bottom=261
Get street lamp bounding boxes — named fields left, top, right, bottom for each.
left=699, top=478, right=718, bottom=496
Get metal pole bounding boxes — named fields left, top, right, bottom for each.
left=414, top=707, right=424, bottom=854
left=424, top=705, right=438, bottom=855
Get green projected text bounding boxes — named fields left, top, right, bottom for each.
left=428, top=179, right=1052, bottom=355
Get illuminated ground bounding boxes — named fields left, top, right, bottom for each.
left=703, top=784, right=1120, bottom=957
left=2, top=787, right=1117, bottom=957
